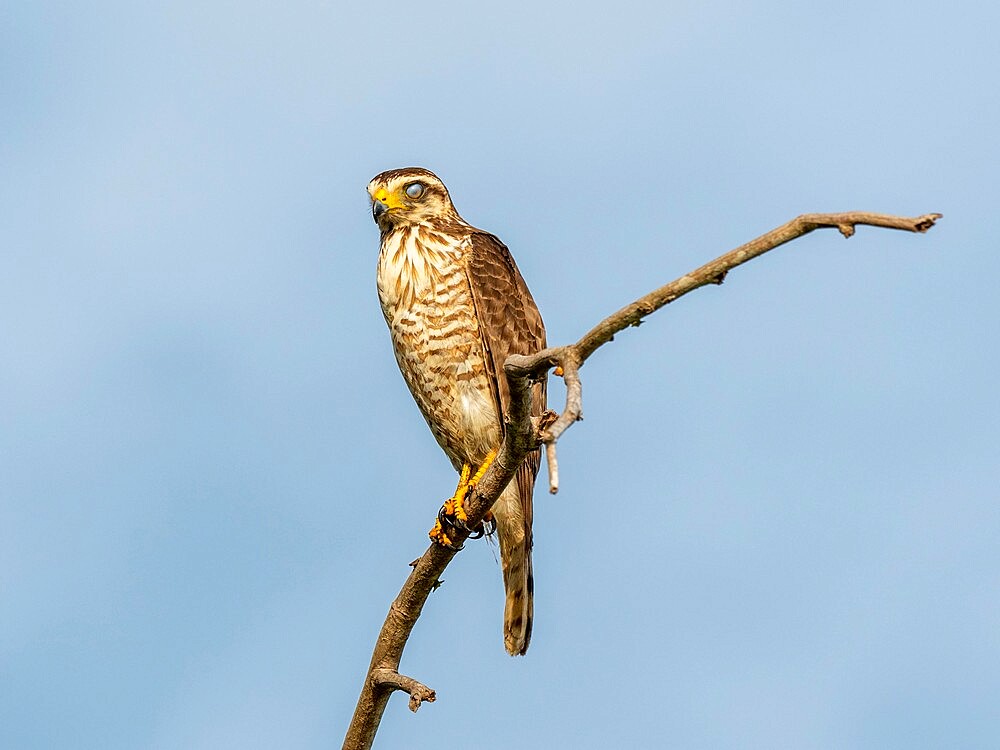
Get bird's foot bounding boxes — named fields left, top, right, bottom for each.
left=429, top=451, right=498, bottom=547
left=428, top=517, right=463, bottom=550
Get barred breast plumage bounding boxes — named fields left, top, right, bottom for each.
left=376, top=224, right=500, bottom=468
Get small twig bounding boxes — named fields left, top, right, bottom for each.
left=545, top=442, right=559, bottom=494
left=343, top=210, right=940, bottom=750
left=371, top=669, right=436, bottom=713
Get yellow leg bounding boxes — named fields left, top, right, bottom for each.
left=473, top=451, right=498, bottom=535
left=440, top=462, right=471, bottom=520
left=468, top=449, right=497, bottom=487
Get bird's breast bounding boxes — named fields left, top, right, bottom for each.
left=376, top=225, right=499, bottom=466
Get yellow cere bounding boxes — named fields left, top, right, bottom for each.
left=372, top=186, right=405, bottom=209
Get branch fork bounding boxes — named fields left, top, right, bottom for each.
left=371, top=669, right=436, bottom=713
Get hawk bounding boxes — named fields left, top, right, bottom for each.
left=368, top=167, right=546, bottom=656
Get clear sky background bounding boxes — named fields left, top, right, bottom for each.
left=2, top=2, right=997, bottom=748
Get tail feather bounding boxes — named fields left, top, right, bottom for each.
left=494, top=485, right=533, bottom=655
left=501, top=536, right=533, bottom=655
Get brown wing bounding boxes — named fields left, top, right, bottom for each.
left=465, top=231, right=547, bottom=537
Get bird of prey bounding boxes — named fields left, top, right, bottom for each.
left=368, top=167, right=547, bottom=655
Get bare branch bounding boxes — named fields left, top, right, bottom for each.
left=343, top=210, right=940, bottom=750
left=507, top=211, right=943, bottom=451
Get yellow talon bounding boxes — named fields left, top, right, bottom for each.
left=429, top=518, right=455, bottom=549
left=453, top=485, right=470, bottom=524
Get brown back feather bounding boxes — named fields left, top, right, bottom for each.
left=464, top=232, right=547, bottom=537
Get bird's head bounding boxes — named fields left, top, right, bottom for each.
left=367, top=167, right=460, bottom=232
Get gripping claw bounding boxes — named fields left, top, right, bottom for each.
left=428, top=451, right=498, bottom=547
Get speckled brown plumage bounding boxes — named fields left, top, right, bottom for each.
left=368, top=167, right=546, bottom=655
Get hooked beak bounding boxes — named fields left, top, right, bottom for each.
left=372, top=200, right=388, bottom=223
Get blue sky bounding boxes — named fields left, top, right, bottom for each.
left=2, top=1, right=997, bottom=748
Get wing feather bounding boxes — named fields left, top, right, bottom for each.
left=465, top=232, right=547, bottom=536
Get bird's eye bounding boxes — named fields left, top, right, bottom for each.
left=405, top=182, right=424, bottom=199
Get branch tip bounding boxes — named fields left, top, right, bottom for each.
left=545, top=442, right=559, bottom=494
left=914, top=212, right=942, bottom=232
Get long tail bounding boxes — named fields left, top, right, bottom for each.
left=494, top=484, right=533, bottom=655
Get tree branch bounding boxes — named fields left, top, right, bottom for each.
left=343, top=211, right=941, bottom=750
